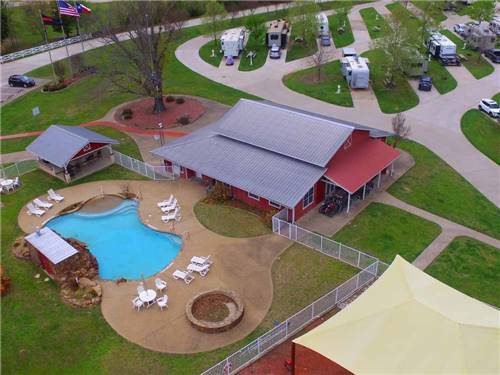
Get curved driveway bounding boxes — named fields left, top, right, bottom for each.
left=175, top=2, right=500, bottom=207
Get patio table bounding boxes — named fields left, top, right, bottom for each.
left=139, top=289, right=157, bottom=304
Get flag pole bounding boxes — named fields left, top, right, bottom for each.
left=56, top=2, right=74, bottom=77
left=73, top=1, right=85, bottom=53
left=39, top=10, right=57, bottom=82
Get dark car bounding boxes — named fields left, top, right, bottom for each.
left=8, top=75, right=36, bottom=88
left=418, top=76, right=433, bottom=91
left=320, top=34, right=331, bottom=47
left=484, top=49, right=500, bottom=63
left=439, top=55, right=461, bottom=66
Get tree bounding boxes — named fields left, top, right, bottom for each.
left=54, top=60, right=66, bottom=81
left=418, top=1, right=443, bottom=47
left=1, top=0, right=9, bottom=41
left=245, top=14, right=265, bottom=41
left=288, top=1, right=320, bottom=49
left=310, top=46, right=327, bottom=81
left=100, top=1, right=184, bottom=113
left=468, top=0, right=495, bottom=61
left=203, top=0, right=227, bottom=45
left=391, top=113, right=411, bottom=148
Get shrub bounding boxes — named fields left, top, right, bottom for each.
left=54, top=61, right=66, bottom=81
left=0, top=37, right=21, bottom=54
left=207, top=182, right=232, bottom=203
left=175, top=97, right=185, bottom=104
left=176, top=114, right=190, bottom=125
left=70, top=53, right=86, bottom=73
left=165, top=95, right=175, bottom=102
left=43, top=81, right=68, bottom=92
left=262, top=209, right=278, bottom=229
left=121, top=108, right=133, bottom=120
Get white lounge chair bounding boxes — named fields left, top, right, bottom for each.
left=160, top=198, right=178, bottom=213
left=187, top=263, right=210, bottom=277
left=27, top=203, right=45, bottom=217
left=132, top=296, right=144, bottom=311
left=157, top=295, right=168, bottom=310
left=191, top=255, right=213, bottom=267
left=33, top=198, right=53, bottom=209
left=161, top=207, right=181, bottom=223
left=13, top=177, right=20, bottom=189
left=155, top=277, right=167, bottom=292
left=157, top=194, right=174, bottom=208
left=47, top=189, right=64, bottom=202
left=173, top=269, right=194, bottom=285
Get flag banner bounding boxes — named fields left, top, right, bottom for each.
left=76, top=2, right=92, bottom=14
left=57, top=0, right=80, bottom=17
left=42, top=14, right=63, bottom=26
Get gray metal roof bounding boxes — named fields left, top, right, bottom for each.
left=215, top=99, right=354, bottom=167
left=151, top=134, right=325, bottom=208
left=26, top=125, right=118, bottom=168
left=25, top=227, right=78, bottom=264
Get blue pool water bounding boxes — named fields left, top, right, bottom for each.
left=46, top=199, right=182, bottom=280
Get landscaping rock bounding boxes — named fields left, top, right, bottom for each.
left=11, top=237, right=31, bottom=260
left=78, top=277, right=96, bottom=289
left=91, top=285, right=102, bottom=297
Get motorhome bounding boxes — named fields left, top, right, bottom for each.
left=428, top=32, right=457, bottom=58
left=465, top=22, right=497, bottom=50
left=341, top=56, right=370, bottom=89
left=266, top=19, right=289, bottom=48
left=316, top=12, right=329, bottom=36
left=220, top=28, right=245, bottom=58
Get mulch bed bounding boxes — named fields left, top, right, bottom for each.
left=114, top=96, right=205, bottom=129
left=192, top=294, right=232, bottom=322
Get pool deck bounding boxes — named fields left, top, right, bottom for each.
left=17, top=179, right=290, bottom=353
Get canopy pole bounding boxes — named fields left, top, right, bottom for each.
left=377, top=171, right=382, bottom=188
left=347, top=193, right=351, bottom=213
left=362, top=184, right=366, bottom=200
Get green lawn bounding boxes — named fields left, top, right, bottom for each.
left=0, top=136, right=37, bottom=155
left=239, top=32, right=268, bottom=72
left=328, top=12, right=354, bottom=48
left=361, top=49, right=419, bottom=113
left=441, top=30, right=494, bottom=79
left=426, top=59, right=458, bottom=94
left=359, top=8, right=390, bottom=39
left=426, top=237, right=500, bottom=307
left=386, top=2, right=422, bottom=31
left=411, top=1, right=447, bottom=22
left=194, top=201, right=271, bottom=237
left=493, top=93, right=500, bottom=103
left=1, top=166, right=356, bottom=374
left=283, top=60, right=353, bottom=107
left=199, top=39, right=223, bottom=67
left=286, top=29, right=317, bottom=62
left=333, top=202, right=441, bottom=263
left=388, top=139, right=500, bottom=239
left=460, top=109, right=500, bottom=165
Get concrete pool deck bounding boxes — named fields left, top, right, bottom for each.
left=17, top=179, right=290, bottom=353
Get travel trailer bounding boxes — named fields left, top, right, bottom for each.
left=489, top=16, right=500, bottom=36
left=266, top=19, right=289, bottom=48
left=428, top=32, right=457, bottom=58
left=464, top=22, right=497, bottom=51
left=403, top=50, right=429, bottom=77
left=341, top=56, right=370, bottom=89
left=220, top=28, right=245, bottom=58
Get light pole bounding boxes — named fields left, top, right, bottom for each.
left=158, top=122, right=164, bottom=146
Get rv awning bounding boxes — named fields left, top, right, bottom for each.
left=25, top=227, right=78, bottom=264
left=293, top=256, right=500, bottom=375
left=324, top=139, right=400, bottom=194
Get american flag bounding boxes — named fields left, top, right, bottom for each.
left=57, top=0, right=80, bottom=17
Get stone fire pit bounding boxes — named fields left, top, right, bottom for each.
left=186, top=289, right=244, bottom=334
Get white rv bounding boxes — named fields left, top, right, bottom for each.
left=341, top=56, right=370, bottom=89
left=316, top=12, right=329, bottom=36
left=489, top=16, right=500, bottom=36
left=220, top=28, right=245, bottom=58
left=427, top=32, right=457, bottom=58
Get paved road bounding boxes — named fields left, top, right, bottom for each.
left=175, top=1, right=500, bottom=207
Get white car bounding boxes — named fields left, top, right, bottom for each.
left=478, top=98, right=500, bottom=118
left=453, top=24, right=466, bottom=34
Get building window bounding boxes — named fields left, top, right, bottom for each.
left=303, top=187, right=314, bottom=208
left=269, top=200, right=281, bottom=209
left=248, top=192, right=260, bottom=201
left=343, top=135, right=352, bottom=150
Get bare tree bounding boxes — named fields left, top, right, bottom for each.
left=288, top=1, right=320, bottom=48
left=310, top=46, right=327, bottom=81
left=100, top=2, right=184, bottom=113
left=203, top=0, right=227, bottom=45
left=418, top=1, right=442, bottom=47
left=391, top=113, right=411, bottom=148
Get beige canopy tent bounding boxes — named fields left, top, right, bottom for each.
left=293, top=255, right=500, bottom=374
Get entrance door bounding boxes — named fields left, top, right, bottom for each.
left=325, top=182, right=336, bottom=198
left=172, top=164, right=181, bottom=176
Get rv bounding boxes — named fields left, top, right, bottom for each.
left=316, top=12, right=329, bottom=36
left=403, top=49, right=429, bottom=77
left=220, top=28, right=245, bottom=58
left=489, top=16, right=500, bottom=36
left=341, top=56, right=370, bottom=89
left=428, top=32, right=457, bottom=58
left=465, top=22, right=497, bottom=50
left=266, top=19, right=289, bottom=48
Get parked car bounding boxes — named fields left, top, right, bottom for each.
left=478, top=98, right=500, bottom=118
left=439, top=55, right=461, bottom=66
left=453, top=24, right=466, bottom=35
left=484, top=49, right=500, bottom=63
left=269, top=44, right=281, bottom=59
left=320, top=34, right=331, bottom=47
left=225, top=55, right=234, bottom=66
left=8, top=75, right=35, bottom=88
left=418, top=76, right=433, bottom=91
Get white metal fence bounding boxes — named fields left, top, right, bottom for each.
left=0, top=34, right=93, bottom=64
left=113, top=151, right=174, bottom=181
left=200, top=261, right=380, bottom=375
left=0, top=160, right=38, bottom=178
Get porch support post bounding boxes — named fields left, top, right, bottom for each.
left=291, top=342, right=296, bottom=375
left=347, top=193, right=351, bottom=213
left=377, top=172, right=382, bottom=188
left=362, top=184, right=366, bottom=200
left=292, top=207, right=295, bottom=224
left=390, top=162, right=395, bottom=176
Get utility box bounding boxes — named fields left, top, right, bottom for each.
left=341, top=56, right=370, bottom=89
left=220, top=28, right=245, bottom=58
left=266, top=19, right=289, bottom=48
left=316, top=12, right=329, bottom=36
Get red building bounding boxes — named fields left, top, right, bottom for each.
left=152, top=100, right=400, bottom=222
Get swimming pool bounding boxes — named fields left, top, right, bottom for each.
left=47, top=199, right=182, bottom=280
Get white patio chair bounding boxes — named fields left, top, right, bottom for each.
left=157, top=194, right=174, bottom=208
left=191, top=255, right=213, bottom=267
left=26, top=203, right=45, bottom=217
left=160, top=198, right=178, bottom=213
left=157, top=295, right=168, bottom=311
left=132, top=296, right=144, bottom=311
left=187, top=263, right=210, bottom=277
left=47, top=189, right=64, bottom=202
left=172, top=269, right=194, bottom=285
left=161, top=208, right=182, bottom=223
left=33, top=198, right=53, bottom=210
left=13, top=177, right=20, bottom=189
left=155, top=278, right=167, bottom=292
